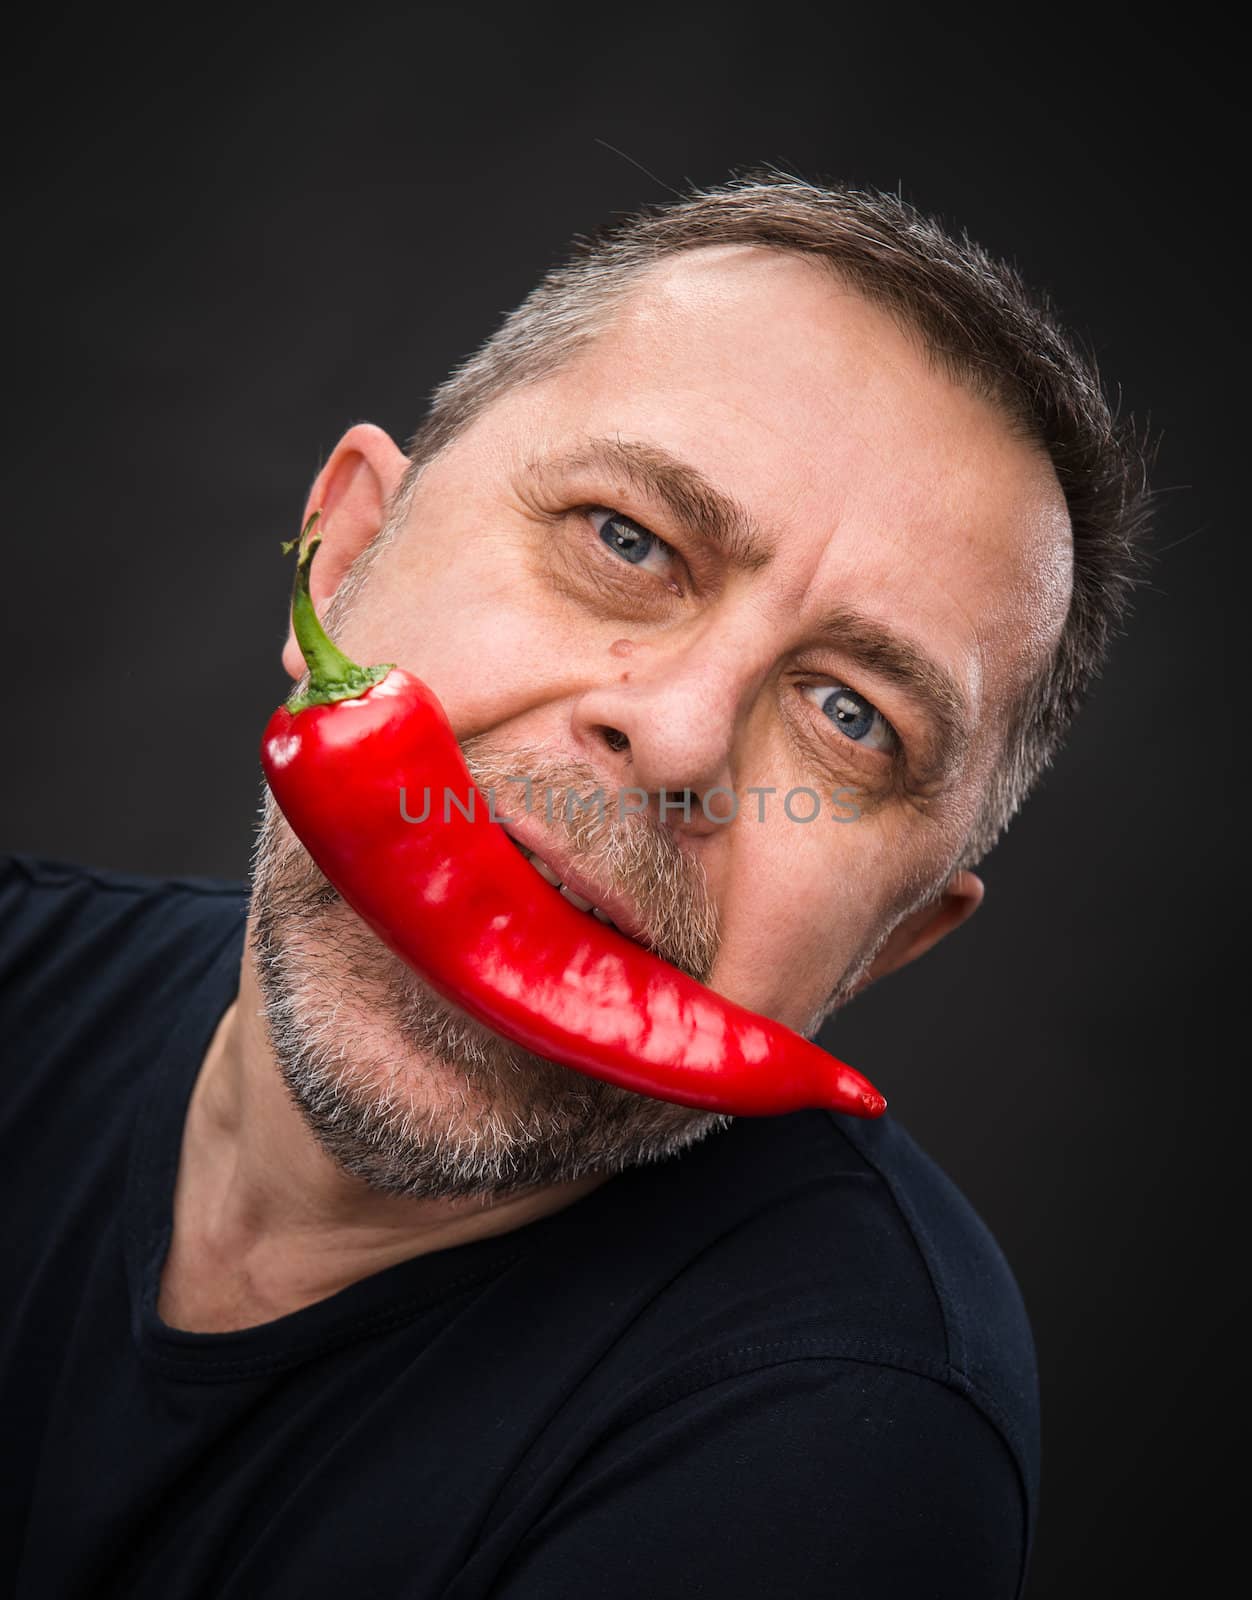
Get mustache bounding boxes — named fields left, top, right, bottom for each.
left=257, top=737, right=721, bottom=984
left=460, top=735, right=719, bottom=983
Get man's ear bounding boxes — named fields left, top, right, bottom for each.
left=848, top=869, right=985, bottom=998
left=281, top=423, right=410, bottom=682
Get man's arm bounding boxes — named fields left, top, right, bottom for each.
left=486, top=1358, right=1027, bottom=1599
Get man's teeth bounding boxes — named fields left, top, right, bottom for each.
left=510, top=840, right=619, bottom=929
left=528, top=851, right=561, bottom=887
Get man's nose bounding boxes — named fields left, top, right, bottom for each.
left=568, top=633, right=760, bottom=835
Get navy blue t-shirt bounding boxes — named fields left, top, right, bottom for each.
left=0, top=851, right=1039, bottom=1597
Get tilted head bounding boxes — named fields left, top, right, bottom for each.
left=255, top=169, right=1155, bottom=1199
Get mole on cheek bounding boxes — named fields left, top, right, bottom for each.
left=620, top=671, right=631, bottom=682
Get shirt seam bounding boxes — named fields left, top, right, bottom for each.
left=821, top=1112, right=960, bottom=1371
left=629, top=1343, right=1029, bottom=1599
left=505, top=1345, right=1027, bottom=1595
left=2, top=850, right=247, bottom=899
left=820, top=1114, right=1034, bottom=1600
left=615, top=1335, right=1019, bottom=1446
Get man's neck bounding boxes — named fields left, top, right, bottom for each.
left=157, top=939, right=607, bottom=1334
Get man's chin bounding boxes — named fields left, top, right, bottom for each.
left=374, top=948, right=572, bottom=1096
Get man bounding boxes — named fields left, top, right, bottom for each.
left=1, top=170, right=1151, bottom=1597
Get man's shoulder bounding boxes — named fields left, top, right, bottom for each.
left=828, top=1109, right=1040, bottom=1481
left=0, top=849, right=248, bottom=1034
left=604, top=1105, right=1040, bottom=1522
left=492, top=1107, right=1040, bottom=1592
left=0, top=849, right=248, bottom=943
left=0, top=848, right=248, bottom=905
left=641, top=1109, right=1036, bottom=1376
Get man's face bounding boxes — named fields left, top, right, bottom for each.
left=252, top=244, right=1072, bottom=1201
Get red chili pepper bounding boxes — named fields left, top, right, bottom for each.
left=259, top=512, right=887, bottom=1120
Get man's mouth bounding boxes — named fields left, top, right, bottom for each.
left=499, top=824, right=651, bottom=948
left=306, top=825, right=650, bottom=948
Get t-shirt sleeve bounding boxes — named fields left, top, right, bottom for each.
left=487, top=1357, right=1027, bottom=1600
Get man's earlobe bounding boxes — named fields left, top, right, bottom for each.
left=854, top=868, right=985, bottom=994
left=281, top=423, right=409, bottom=682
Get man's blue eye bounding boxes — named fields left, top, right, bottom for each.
left=801, top=684, right=896, bottom=753
left=598, top=512, right=656, bottom=564
left=823, top=689, right=874, bottom=739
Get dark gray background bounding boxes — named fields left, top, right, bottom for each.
left=4, top=6, right=1240, bottom=1594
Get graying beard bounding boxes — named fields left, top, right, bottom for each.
left=248, top=788, right=731, bottom=1202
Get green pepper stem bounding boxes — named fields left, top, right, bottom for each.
left=284, top=510, right=394, bottom=712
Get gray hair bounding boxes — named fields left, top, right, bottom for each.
left=341, top=165, right=1157, bottom=867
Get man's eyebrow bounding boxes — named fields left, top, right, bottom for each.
left=811, top=603, right=973, bottom=783
left=524, top=435, right=775, bottom=573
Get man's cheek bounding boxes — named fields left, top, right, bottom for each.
left=399, top=600, right=582, bottom=738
